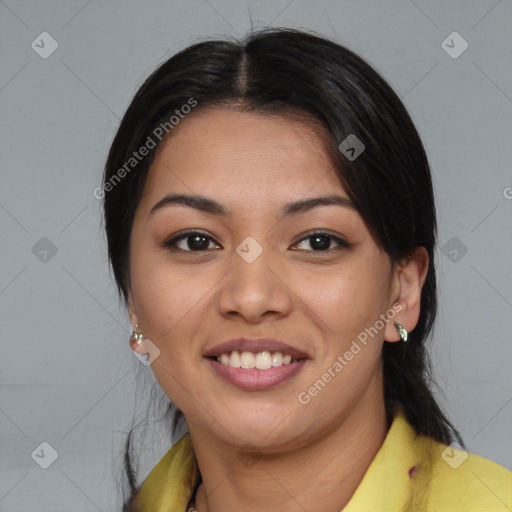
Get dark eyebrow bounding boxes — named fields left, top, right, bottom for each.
left=150, top=194, right=228, bottom=216
left=149, top=193, right=355, bottom=217
left=281, top=195, right=355, bottom=217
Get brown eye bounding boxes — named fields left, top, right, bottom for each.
left=293, top=231, right=350, bottom=252
left=163, top=231, right=221, bottom=252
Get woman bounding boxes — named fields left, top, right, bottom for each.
left=102, top=28, right=512, bottom=511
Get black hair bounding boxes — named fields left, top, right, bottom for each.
left=102, top=27, right=464, bottom=511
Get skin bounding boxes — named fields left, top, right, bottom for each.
left=127, top=107, right=429, bottom=512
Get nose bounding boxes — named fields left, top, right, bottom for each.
left=217, top=244, right=293, bottom=324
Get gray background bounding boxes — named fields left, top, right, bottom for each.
left=1, top=0, right=511, bottom=510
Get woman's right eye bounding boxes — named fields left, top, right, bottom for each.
left=163, top=231, right=221, bottom=252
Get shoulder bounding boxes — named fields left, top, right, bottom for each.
left=417, top=436, right=512, bottom=511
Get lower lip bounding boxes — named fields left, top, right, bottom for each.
left=205, top=358, right=308, bottom=391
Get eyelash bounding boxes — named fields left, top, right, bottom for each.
left=162, top=229, right=351, bottom=254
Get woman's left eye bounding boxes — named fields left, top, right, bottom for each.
left=292, top=231, right=350, bottom=252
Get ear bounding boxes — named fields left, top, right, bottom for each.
left=384, top=247, right=429, bottom=342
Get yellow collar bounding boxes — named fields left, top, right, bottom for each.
left=135, top=408, right=512, bottom=511
left=136, top=429, right=200, bottom=511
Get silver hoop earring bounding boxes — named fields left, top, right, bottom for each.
left=129, top=323, right=143, bottom=350
left=394, top=322, right=408, bottom=343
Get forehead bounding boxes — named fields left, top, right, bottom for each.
left=141, top=107, right=346, bottom=208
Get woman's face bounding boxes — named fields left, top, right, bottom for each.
left=128, top=107, right=406, bottom=450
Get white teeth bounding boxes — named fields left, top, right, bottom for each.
left=271, top=352, right=283, bottom=367
left=229, top=351, right=240, bottom=368
left=240, top=351, right=255, bottom=369
left=216, top=350, right=299, bottom=369
left=255, top=351, right=272, bottom=369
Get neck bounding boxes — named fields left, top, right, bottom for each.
left=188, top=385, right=389, bottom=512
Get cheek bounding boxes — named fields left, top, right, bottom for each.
left=290, top=257, right=389, bottom=350
left=129, top=224, right=205, bottom=328
left=290, top=266, right=387, bottom=428
left=132, top=266, right=208, bottom=342
left=129, top=256, right=211, bottom=406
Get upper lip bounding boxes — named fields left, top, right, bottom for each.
left=204, top=338, right=310, bottom=359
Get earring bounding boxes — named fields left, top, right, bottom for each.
left=129, top=323, right=143, bottom=350
left=394, top=321, right=408, bottom=343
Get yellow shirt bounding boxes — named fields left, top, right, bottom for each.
left=135, top=409, right=512, bottom=511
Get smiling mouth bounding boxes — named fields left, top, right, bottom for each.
left=205, top=351, right=308, bottom=391
left=206, top=350, right=304, bottom=370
